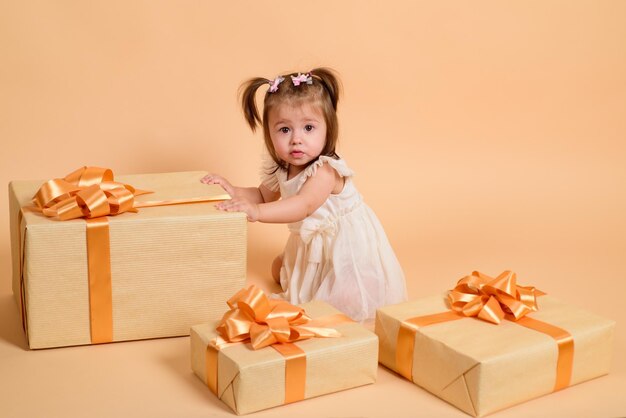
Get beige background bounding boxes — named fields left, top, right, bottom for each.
left=1, top=1, right=625, bottom=417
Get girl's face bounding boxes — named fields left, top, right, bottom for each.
left=267, top=101, right=327, bottom=175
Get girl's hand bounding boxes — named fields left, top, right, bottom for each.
left=201, top=173, right=236, bottom=197
left=215, top=198, right=260, bottom=222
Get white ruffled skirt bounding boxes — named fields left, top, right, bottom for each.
left=274, top=202, right=407, bottom=322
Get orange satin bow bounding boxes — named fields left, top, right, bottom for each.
left=32, top=166, right=151, bottom=221
left=215, top=285, right=341, bottom=350
left=447, top=270, right=544, bottom=324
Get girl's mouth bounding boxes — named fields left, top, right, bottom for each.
left=290, top=151, right=304, bottom=158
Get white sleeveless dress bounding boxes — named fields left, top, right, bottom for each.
left=262, top=156, right=407, bottom=321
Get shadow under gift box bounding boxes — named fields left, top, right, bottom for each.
left=9, top=171, right=247, bottom=349
left=375, top=294, right=615, bottom=417
left=191, top=301, right=378, bottom=415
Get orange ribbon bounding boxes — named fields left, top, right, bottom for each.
left=396, top=271, right=574, bottom=393
left=32, top=166, right=151, bottom=220
left=215, top=285, right=342, bottom=349
left=85, top=217, right=113, bottom=343
left=447, top=270, right=544, bottom=324
left=207, top=285, right=350, bottom=405
left=20, top=166, right=227, bottom=345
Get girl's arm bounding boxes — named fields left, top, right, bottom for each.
left=201, top=174, right=280, bottom=204
left=217, top=164, right=338, bottom=223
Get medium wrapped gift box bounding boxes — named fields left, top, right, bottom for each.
left=191, top=286, right=378, bottom=415
left=9, top=168, right=247, bottom=349
left=375, top=271, right=615, bottom=417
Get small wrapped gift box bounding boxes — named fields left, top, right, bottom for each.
left=190, top=286, right=378, bottom=415
left=375, top=271, right=615, bottom=417
left=9, top=167, right=247, bottom=349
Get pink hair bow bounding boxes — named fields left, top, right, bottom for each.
left=268, top=76, right=285, bottom=93
left=291, top=73, right=313, bottom=86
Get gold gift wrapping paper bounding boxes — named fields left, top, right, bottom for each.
left=9, top=171, right=247, bottom=349
left=190, top=301, right=378, bottom=415
left=375, top=294, right=615, bottom=417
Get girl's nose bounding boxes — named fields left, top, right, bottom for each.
left=291, top=134, right=302, bottom=144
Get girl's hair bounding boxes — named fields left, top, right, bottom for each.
left=239, top=67, right=341, bottom=170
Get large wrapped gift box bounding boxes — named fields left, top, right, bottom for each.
left=191, top=298, right=378, bottom=415
left=9, top=169, right=247, bottom=349
left=376, top=280, right=615, bottom=417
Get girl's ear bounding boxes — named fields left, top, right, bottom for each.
left=239, top=77, right=269, bottom=131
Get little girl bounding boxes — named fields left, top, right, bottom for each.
left=201, top=68, right=407, bottom=321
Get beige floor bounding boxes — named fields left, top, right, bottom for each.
left=1, top=221, right=624, bottom=418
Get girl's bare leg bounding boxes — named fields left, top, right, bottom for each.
left=271, top=255, right=283, bottom=284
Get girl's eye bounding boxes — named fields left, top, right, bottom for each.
left=280, top=127, right=290, bottom=134
left=305, top=125, right=314, bottom=132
